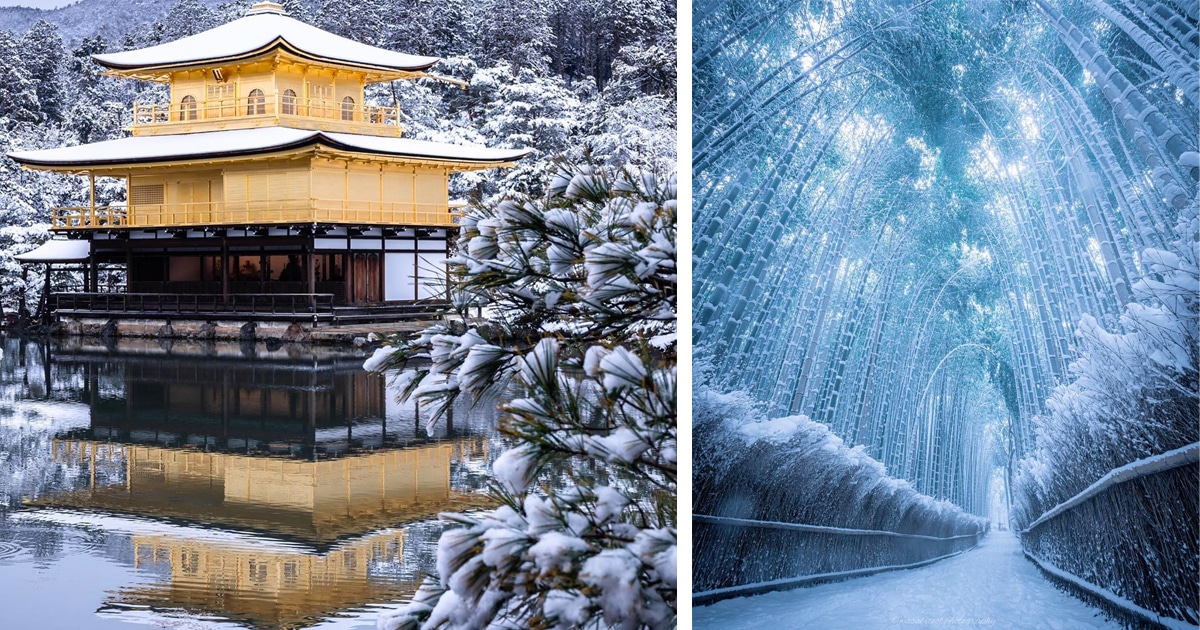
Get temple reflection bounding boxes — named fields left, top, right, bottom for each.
left=106, top=527, right=422, bottom=629
left=38, top=438, right=491, bottom=543
left=21, top=339, right=498, bottom=628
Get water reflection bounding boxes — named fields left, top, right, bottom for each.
left=0, top=337, right=501, bottom=629
left=114, top=528, right=414, bottom=628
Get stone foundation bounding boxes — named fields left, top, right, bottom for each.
left=50, top=316, right=432, bottom=346
left=56, top=317, right=313, bottom=343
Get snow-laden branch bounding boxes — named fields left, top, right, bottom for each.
left=373, top=164, right=676, bottom=630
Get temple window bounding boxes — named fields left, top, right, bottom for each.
left=281, top=89, right=297, bottom=115
left=247, top=88, right=266, bottom=115
left=341, top=96, right=355, bottom=121
left=180, top=95, right=197, bottom=121
left=130, top=184, right=165, bottom=206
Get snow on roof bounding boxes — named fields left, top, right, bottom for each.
left=15, top=239, right=91, bottom=262
left=7, top=127, right=529, bottom=169
left=92, top=2, right=439, bottom=74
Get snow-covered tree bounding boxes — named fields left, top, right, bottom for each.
left=466, top=0, right=554, bottom=74
left=472, top=66, right=583, bottom=194
left=21, top=21, right=66, bottom=124
left=369, top=164, right=677, bottom=629
left=0, top=31, right=40, bottom=129
left=316, top=0, right=388, bottom=45
left=157, top=0, right=220, bottom=40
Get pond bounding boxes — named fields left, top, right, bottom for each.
left=0, top=336, right=503, bottom=629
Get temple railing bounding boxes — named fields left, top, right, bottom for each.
left=50, top=292, right=337, bottom=316
left=51, top=200, right=459, bottom=229
left=131, top=94, right=402, bottom=136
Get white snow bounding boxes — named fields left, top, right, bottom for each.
left=9, top=127, right=529, bottom=168
left=362, top=346, right=396, bottom=372
left=492, top=444, right=537, bottom=493
left=588, top=427, right=649, bottom=463
left=93, top=7, right=438, bottom=73
left=583, top=345, right=611, bottom=377
left=694, top=515, right=980, bottom=542
left=598, top=346, right=646, bottom=391
left=737, top=414, right=805, bottom=442
left=325, top=131, right=528, bottom=164
left=11, top=509, right=311, bottom=554
left=14, top=238, right=90, bottom=262
left=695, top=532, right=1120, bottom=630
left=579, top=549, right=642, bottom=626
left=648, top=332, right=676, bottom=350
left=527, top=532, right=589, bottom=575
left=96, top=605, right=244, bottom=629
left=594, top=485, right=629, bottom=524
left=543, top=590, right=590, bottom=626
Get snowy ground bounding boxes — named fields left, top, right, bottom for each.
left=695, top=532, right=1119, bottom=629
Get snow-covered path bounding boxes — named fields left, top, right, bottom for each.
left=694, top=532, right=1119, bottom=629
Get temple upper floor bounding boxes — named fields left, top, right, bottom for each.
left=129, top=58, right=403, bottom=137
left=92, top=2, right=451, bottom=138
left=9, top=128, right=524, bottom=230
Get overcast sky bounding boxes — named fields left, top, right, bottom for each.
left=0, top=0, right=75, bottom=9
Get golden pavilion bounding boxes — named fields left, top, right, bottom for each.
left=8, top=1, right=525, bottom=327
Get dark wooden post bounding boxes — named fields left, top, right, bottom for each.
left=89, top=248, right=99, bottom=293
left=38, top=263, right=51, bottom=322
left=378, top=232, right=385, bottom=302
left=125, top=246, right=133, bottom=293
left=306, top=249, right=315, bottom=304
left=18, top=267, right=28, bottom=320
left=220, top=235, right=229, bottom=303
left=346, top=250, right=355, bottom=304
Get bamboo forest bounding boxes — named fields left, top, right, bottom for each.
left=692, top=0, right=1198, bottom=627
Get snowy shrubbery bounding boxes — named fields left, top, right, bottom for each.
left=370, top=164, right=676, bottom=630
left=693, top=368, right=986, bottom=593
left=1012, top=229, right=1198, bottom=623
left=1014, top=241, right=1198, bottom=526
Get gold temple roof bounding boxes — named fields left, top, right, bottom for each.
left=93, top=2, right=438, bottom=83
left=8, top=127, right=528, bottom=172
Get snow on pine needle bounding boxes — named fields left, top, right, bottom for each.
left=370, top=163, right=676, bottom=630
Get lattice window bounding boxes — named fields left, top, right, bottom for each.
left=310, top=84, right=333, bottom=116
left=207, top=84, right=233, bottom=100
left=248, top=560, right=268, bottom=583
left=130, top=184, right=165, bottom=206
